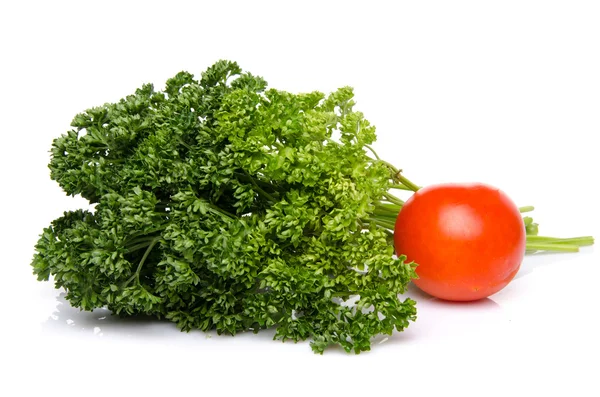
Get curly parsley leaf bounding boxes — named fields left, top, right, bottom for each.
left=32, top=60, right=418, bottom=354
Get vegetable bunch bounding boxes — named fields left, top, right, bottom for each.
left=32, top=60, right=593, bottom=353
left=32, top=60, right=419, bottom=353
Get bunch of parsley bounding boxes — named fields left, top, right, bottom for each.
left=31, top=60, right=418, bottom=353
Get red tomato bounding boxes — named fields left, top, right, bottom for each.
left=393, top=183, right=526, bottom=301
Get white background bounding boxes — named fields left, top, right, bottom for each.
left=1, top=1, right=598, bottom=396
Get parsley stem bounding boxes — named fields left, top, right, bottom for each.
left=388, top=184, right=417, bottom=191
left=519, top=206, right=535, bottom=213
left=366, top=218, right=396, bottom=230
left=364, top=144, right=381, bottom=160
left=378, top=215, right=399, bottom=224
left=241, top=169, right=278, bottom=202
left=376, top=158, right=420, bottom=192
left=177, top=138, right=192, bottom=151
left=382, top=228, right=394, bottom=237
left=378, top=158, right=400, bottom=175
left=396, top=174, right=420, bottom=192
left=525, top=243, right=580, bottom=253
left=376, top=202, right=402, bottom=212
left=132, top=236, right=161, bottom=285
left=208, top=203, right=237, bottom=219
left=126, top=235, right=160, bottom=246
left=526, top=235, right=594, bottom=246
left=126, top=241, right=156, bottom=253
left=373, top=208, right=400, bottom=219
left=383, top=193, right=404, bottom=206
left=127, top=226, right=167, bottom=240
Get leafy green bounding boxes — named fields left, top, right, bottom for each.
left=32, top=60, right=417, bottom=353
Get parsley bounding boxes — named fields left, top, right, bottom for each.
left=31, top=60, right=419, bottom=354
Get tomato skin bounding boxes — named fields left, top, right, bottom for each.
left=393, top=183, right=526, bottom=301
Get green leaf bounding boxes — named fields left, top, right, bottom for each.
left=32, top=59, right=418, bottom=354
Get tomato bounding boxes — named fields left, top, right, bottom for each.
left=393, top=182, right=526, bottom=301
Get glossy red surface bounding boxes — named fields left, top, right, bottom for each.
left=394, top=183, right=526, bottom=301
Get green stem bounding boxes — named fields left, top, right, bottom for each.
left=242, top=170, right=278, bottom=203
left=178, top=138, right=192, bottom=151
left=208, top=203, right=237, bottom=220
left=364, top=144, right=381, bottom=160
left=383, top=193, right=405, bottom=207
left=375, top=202, right=402, bottom=213
left=125, top=241, right=156, bottom=254
left=127, top=226, right=167, bottom=240
left=389, top=184, right=418, bottom=191
left=382, top=228, right=394, bottom=237
left=366, top=218, right=396, bottom=230
left=373, top=208, right=400, bottom=220
left=526, top=235, right=594, bottom=246
left=525, top=243, right=580, bottom=253
left=519, top=206, right=535, bottom=213
left=372, top=215, right=399, bottom=226
left=126, top=237, right=161, bottom=285
left=396, top=174, right=420, bottom=192
left=126, top=235, right=159, bottom=246
left=378, top=158, right=400, bottom=175
left=375, top=159, right=420, bottom=192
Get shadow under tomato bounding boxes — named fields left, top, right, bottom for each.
left=391, top=282, right=507, bottom=343
left=404, top=282, right=501, bottom=310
